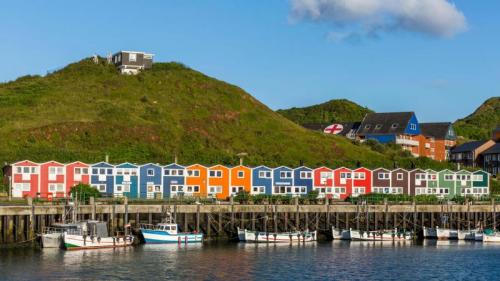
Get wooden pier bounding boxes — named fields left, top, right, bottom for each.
left=0, top=198, right=498, bottom=245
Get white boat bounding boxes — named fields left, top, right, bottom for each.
left=474, top=232, right=484, bottom=242
left=459, top=229, right=481, bottom=241
left=342, top=228, right=412, bottom=241
left=436, top=227, right=457, bottom=240
left=423, top=227, right=437, bottom=239
left=63, top=220, right=134, bottom=250
left=41, top=223, right=83, bottom=248
left=482, top=230, right=500, bottom=243
left=331, top=228, right=344, bottom=240
left=140, top=223, right=203, bottom=244
left=237, top=228, right=317, bottom=243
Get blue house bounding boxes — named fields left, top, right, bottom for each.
left=293, top=166, right=313, bottom=195
left=163, top=163, right=185, bottom=198
left=272, top=166, right=294, bottom=195
left=139, top=163, right=163, bottom=199
left=356, top=112, right=420, bottom=144
left=114, top=163, right=139, bottom=198
left=90, top=162, right=114, bottom=196
left=251, top=166, right=273, bottom=195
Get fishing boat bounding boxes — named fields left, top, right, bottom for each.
left=63, top=220, right=134, bottom=250
left=423, top=227, right=437, bottom=239
left=480, top=229, right=498, bottom=242
left=41, top=223, right=84, bottom=248
left=459, top=229, right=481, bottom=240
left=331, top=227, right=344, bottom=240
left=341, top=228, right=412, bottom=241
left=423, top=227, right=457, bottom=239
left=140, top=222, right=203, bottom=244
left=237, top=228, right=317, bottom=243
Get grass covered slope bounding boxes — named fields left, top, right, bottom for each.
left=0, top=58, right=396, bottom=168
left=454, top=97, right=500, bottom=140
left=276, top=99, right=373, bottom=125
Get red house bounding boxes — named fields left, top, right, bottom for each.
left=40, top=161, right=66, bottom=198
left=66, top=161, right=90, bottom=194
left=313, top=167, right=334, bottom=198
left=333, top=167, right=352, bottom=199
left=7, top=160, right=40, bottom=198
left=352, top=167, right=372, bottom=196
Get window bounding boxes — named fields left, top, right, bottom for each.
left=188, top=170, right=200, bottom=177
left=397, top=173, right=403, bottom=180
left=427, top=174, right=437, bottom=180
left=116, top=185, right=123, bottom=192
left=209, top=170, right=223, bottom=178
left=123, top=184, right=130, bottom=192
left=415, top=173, right=426, bottom=180
left=171, top=185, right=177, bottom=192
left=391, top=123, right=399, bottom=129
left=147, top=169, right=154, bottom=176
left=259, top=171, right=271, bottom=178
left=340, top=172, right=352, bottom=179
left=353, top=172, right=365, bottom=180
left=129, top=53, right=137, bottom=62
left=300, top=171, right=312, bottom=179
left=209, top=186, right=222, bottom=194
left=98, top=185, right=106, bottom=192
left=444, top=174, right=454, bottom=181
left=237, top=171, right=245, bottom=178
left=410, top=124, right=417, bottom=130
left=252, top=186, right=265, bottom=193
left=473, top=175, right=483, bottom=181
left=280, top=171, right=292, bottom=178
left=364, top=124, right=371, bottom=129
left=378, top=173, right=390, bottom=180
left=375, top=124, right=383, bottom=129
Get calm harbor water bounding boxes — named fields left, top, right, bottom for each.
left=1, top=241, right=500, bottom=280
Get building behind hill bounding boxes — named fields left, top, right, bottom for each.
left=111, top=51, right=154, bottom=74
left=300, top=112, right=457, bottom=161
left=450, top=140, right=495, bottom=168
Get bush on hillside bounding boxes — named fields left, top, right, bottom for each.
left=70, top=183, right=100, bottom=204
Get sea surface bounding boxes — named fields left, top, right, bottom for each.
left=1, top=241, right=499, bottom=281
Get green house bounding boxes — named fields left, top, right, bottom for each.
left=472, top=170, right=489, bottom=196
left=438, top=169, right=456, bottom=197
left=425, top=169, right=438, bottom=195
left=455, top=170, right=472, bottom=196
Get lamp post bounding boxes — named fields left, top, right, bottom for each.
left=236, top=152, right=248, bottom=166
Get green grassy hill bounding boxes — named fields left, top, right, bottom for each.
left=0, top=58, right=451, bottom=173
left=276, top=99, right=373, bottom=125
left=454, top=97, right=500, bottom=140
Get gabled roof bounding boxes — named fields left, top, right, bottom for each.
left=91, top=162, right=114, bottom=168
left=294, top=166, right=312, bottom=171
left=357, top=112, right=414, bottom=136
left=273, top=166, right=293, bottom=171
left=164, top=163, right=186, bottom=169
left=482, top=143, right=500, bottom=155
left=252, top=165, right=272, bottom=170
left=420, top=122, right=455, bottom=140
left=116, top=162, right=138, bottom=168
left=451, top=141, right=488, bottom=153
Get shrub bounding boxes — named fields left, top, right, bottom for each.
left=70, top=183, right=100, bottom=204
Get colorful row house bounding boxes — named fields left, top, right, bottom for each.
left=3, top=161, right=491, bottom=200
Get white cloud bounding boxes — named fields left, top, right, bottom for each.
left=290, top=0, right=467, bottom=39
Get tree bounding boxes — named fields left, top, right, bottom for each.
left=70, top=183, right=100, bottom=204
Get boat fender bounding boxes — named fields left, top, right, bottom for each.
left=97, top=236, right=101, bottom=243
left=83, top=234, right=87, bottom=246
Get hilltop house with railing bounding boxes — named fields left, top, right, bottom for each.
left=111, top=51, right=154, bottom=75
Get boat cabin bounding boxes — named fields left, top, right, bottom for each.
left=156, top=223, right=178, bottom=234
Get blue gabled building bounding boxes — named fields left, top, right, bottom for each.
left=139, top=163, right=163, bottom=199
left=251, top=166, right=273, bottom=195
left=356, top=112, right=420, bottom=144
left=293, top=166, right=313, bottom=195
left=272, top=166, right=294, bottom=195
left=163, top=163, right=185, bottom=198
left=90, top=162, right=114, bottom=196
left=114, top=163, right=139, bottom=198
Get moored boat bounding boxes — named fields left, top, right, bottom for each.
left=341, top=228, right=412, bottom=241
left=63, top=220, right=134, bottom=250
left=237, top=228, right=317, bottom=243
left=140, top=223, right=203, bottom=244
left=423, top=227, right=437, bottom=239
left=436, top=227, right=457, bottom=240
left=480, top=229, right=497, bottom=242
left=41, top=223, right=84, bottom=248
left=331, top=227, right=344, bottom=240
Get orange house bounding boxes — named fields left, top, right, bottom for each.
left=230, top=165, right=252, bottom=196
left=185, top=164, right=208, bottom=197
left=208, top=165, right=230, bottom=200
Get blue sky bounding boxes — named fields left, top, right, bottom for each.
left=0, top=0, right=498, bottom=122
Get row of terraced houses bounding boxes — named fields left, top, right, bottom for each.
left=2, top=160, right=490, bottom=200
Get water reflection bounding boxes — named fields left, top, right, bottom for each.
left=2, top=241, right=500, bottom=280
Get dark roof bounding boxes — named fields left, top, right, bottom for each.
left=451, top=140, right=488, bottom=153
left=302, top=122, right=360, bottom=136
left=482, top=143, right=500, bottom=155
left=357, top=112, right=414, bottom=136
left=420, top=122, right=454, bottom=139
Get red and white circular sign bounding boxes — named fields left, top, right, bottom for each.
left=323, top=124, right=343, bottom=134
